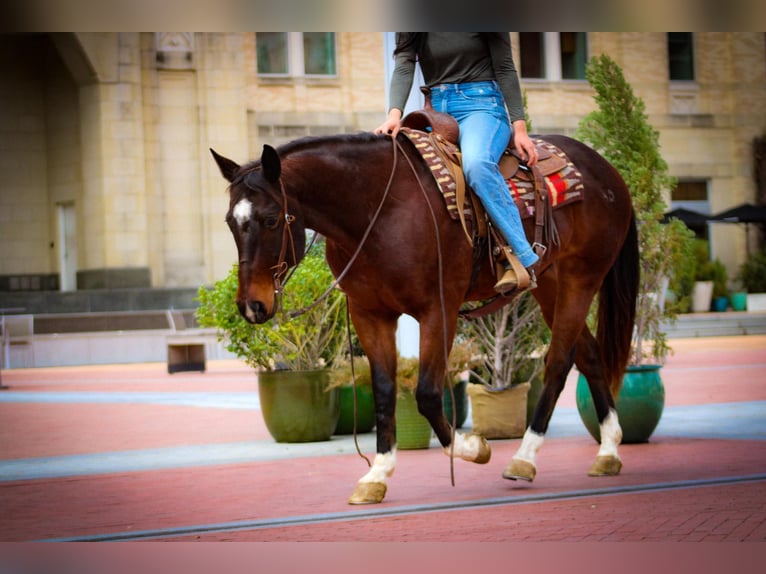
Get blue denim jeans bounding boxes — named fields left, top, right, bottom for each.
left=430, top=81, right=538, bottom=268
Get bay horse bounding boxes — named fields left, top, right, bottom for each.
left=212, top=130, right=638, bottom=505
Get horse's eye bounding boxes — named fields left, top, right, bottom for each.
left=264, top=216, right=279, bottom=229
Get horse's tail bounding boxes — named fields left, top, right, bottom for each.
left=597, top=210, right=639, bottom=399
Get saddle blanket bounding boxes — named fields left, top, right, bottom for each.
left=403, top=129, right=584, bottom=229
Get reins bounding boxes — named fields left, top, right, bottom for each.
left=396, top=139, right=458, bottom=487
left=280, top=137, right=401, bottom=320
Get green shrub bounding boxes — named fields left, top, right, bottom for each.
left=737, top=248, right=766, bottom=293
left=196, top=240, right=348, bottom=371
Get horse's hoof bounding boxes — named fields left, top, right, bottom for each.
left=502, top=458, right=536, bottom=482
left=588, top=455, right=622, bottom=476
left=472, top=434, right=492, bottom=464
left=348, top=482, right=387, bottom=505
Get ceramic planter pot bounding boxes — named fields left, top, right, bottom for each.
left=334, top=384, right=376, bottom=435
left=712, top=296, right=729, bottom=312
left=467, top=382, right=530, bottom=439
left=576, top=364, right=665, bottom=444
left=396, top=390, right=433, bottom=449
left=731, top=292, right=747, bottom=311
left=692, top=280, right=713, bottom=312
left=258, top=369, right=340, bottom=443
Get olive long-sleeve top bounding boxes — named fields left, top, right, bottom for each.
left=388, top=32, right=526, bottom=123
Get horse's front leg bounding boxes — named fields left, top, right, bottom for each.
left=347, top=307, right=399, bottom=505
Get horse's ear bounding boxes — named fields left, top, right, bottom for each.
left=261, top=145, right=281, bottom=183
left=210, top=148, right=240, bottom=183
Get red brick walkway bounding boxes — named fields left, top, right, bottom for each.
left=0, top=336, right=765, bottom=543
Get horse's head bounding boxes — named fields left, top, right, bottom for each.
left=211, top=145, right=306, bottom=324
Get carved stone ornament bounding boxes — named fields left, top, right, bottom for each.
left=155, top=33, right=195, bottom=70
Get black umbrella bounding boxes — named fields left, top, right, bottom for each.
left=710, top=202, right=766, bottom=224
left=710, top=202, right=766, bottom=256
left=661, top=207, right=710, bottom=227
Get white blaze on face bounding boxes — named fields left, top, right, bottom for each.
left=597, top=408, right=623, bottom=458
left=233, top=198, right=253, bottom=226
left=358, top=450, right=397, bottom=483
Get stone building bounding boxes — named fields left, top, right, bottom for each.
left=1, top=32, right=764, bottom=313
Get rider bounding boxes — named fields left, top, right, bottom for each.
left=375, top=32, right=539, bottom=294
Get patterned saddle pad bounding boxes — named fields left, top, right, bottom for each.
left=402, top=129, right=584, bottom=231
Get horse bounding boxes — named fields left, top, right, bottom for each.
left=211, top=129, right=639, bottom=505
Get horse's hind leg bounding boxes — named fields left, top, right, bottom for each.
left=417, top=311, right=491, bottom=465
left=574, top=329, right=623, bottom=477
left=503, top=275, right=596, bottom=482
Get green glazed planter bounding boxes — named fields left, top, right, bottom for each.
left=334, top=384, right=376, bottom=435
left=712, top=296, right=729, bottom=312
left=396, top=390, right=433, bottom=449
left=258, top=370, right=340, bottom=443
left=576, top=364, right=665, bottom=444
left=443, top=380, right=469, bottom=429
left=731, top=292, right=747, bottom=311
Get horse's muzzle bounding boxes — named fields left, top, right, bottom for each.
left=238, top=299, right=271, bottom=324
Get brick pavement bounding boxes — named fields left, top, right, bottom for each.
left=0, top=335, right=764, bottom=542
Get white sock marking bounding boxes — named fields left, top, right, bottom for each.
left=597, top=408, right=622, bottom=458
left=359, top=450, right=397, bottom=483
left=444, top=433, right=482, bottom=461
left=513, top=428, right=545, bottom=465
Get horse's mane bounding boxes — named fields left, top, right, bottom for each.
left=233, top=132, right=386, bottom=188
left=239, top=132, right=382, bottom=171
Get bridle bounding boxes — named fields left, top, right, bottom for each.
left=246, top=138, right=402, bottom=319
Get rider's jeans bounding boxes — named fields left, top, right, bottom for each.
left=430, top=80, right=539, bottom=269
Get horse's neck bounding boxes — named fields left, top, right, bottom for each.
left=283, top=140, right=391, bottom=239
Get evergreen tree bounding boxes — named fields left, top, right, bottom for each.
left=577, top=54, right=694, bottom=365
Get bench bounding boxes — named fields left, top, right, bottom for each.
left=165, top=310, right=209, bottom=374
left=0, top=309, right=221, bottom=369
left=1, top=313, right=34, bottom=373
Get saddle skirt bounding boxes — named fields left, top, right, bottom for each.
left=401, top=128, right=585, bottom=237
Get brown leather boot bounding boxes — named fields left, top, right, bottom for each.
left=494, top=265, right=519, bottom=293
left=494, top=247, right=534, bottom=294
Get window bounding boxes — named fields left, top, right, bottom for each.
left=559, top=33, right=587, bottom=80
left=519, top=33, right=544, bottom=79
left=668, top=32, right=694, bottom=81
left=519, top=32, right=588, bottom=81
left=671, top=180, right=709, bottom=240
left=256, top=32, right=336, bottom=77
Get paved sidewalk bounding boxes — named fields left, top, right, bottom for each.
left=0, top=335, right=764, bottom=542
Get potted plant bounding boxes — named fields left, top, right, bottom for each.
left=575, top=54, right=695, bottom=443
left=737, top=247, right=766, bottom=311
left=395, top=355, right=434, bottom=449
left=691, top=240, right=715, bottom=312
left=710, top=258, right=729, bottom=312
left=327, top=356, right=376, bottom=435
left=459, top=291, right=549, bottom=439
left=196, top=239, right=348, bottom=443
left=666, top=230, right=697, bottom=314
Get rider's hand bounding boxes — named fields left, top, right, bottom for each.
left=374, top=109, right=403, bottom=138
left=512, top=120, right=538, bottom=167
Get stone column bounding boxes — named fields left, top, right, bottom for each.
left=77, top=33, right=149, bottom=289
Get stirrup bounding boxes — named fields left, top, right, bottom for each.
left=494, top=247, right=530, bottom=294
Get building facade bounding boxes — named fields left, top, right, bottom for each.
left=1, top=32, right=764, bottom=309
